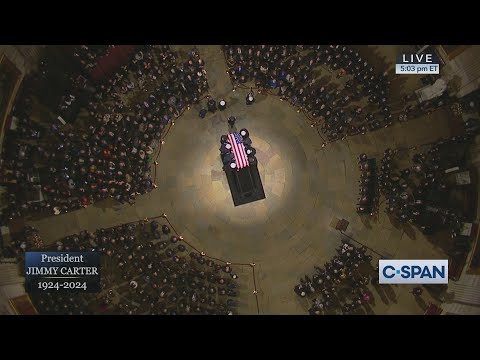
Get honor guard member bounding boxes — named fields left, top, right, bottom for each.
left=220, top=142, right=232, bottom=155
left=222, top=152, right=235, bottom=165
left=239, top=128, right=249, bottom=138
left=245, top=146, right=256, bottom=157
left=246, top=89, right=255, bottom=105
left=218, top=99, right=227, bottom=111
left=242, top=136, right=252, bottom=147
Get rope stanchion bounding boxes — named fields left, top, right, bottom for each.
left=153, top=163, right=157, bottom=184
left=338, top=231, right=390, bottom=259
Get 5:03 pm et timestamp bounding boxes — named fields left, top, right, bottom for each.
left=395, top=64, right=440, bottom=75
left=38, top=281, right=87, bottom=290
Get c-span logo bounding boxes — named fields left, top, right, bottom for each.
left=379, top=259, right=448, bottom=284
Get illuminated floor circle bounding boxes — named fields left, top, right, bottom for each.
left=155, top=92, right=355, bottom=313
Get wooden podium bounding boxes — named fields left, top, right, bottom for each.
left=330, top=216, right=350, bottom=232
left=336, top=218, right=350, bottom=232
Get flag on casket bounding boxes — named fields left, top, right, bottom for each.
left=228, top=132, right=249, bottom=170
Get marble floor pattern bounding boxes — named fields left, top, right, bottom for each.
left=27, top=45, right=456, bottom=315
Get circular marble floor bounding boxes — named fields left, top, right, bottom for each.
left=155, top=89, right=358, bottom=313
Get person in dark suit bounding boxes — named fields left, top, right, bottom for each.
left=222, top=152, right=234, bottom=165
left=220, top=142, right=231, bottom=154
left=242, top=136, right=252, bottom=146
left=207, top=96, right=217, bottom=113
left=228, top=116, right=236, bottom=128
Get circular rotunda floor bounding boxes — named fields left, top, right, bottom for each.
left=155, top=90, right=359, bottom=313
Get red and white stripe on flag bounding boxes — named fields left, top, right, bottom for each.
left=227, top=132, right=249, bottom=170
